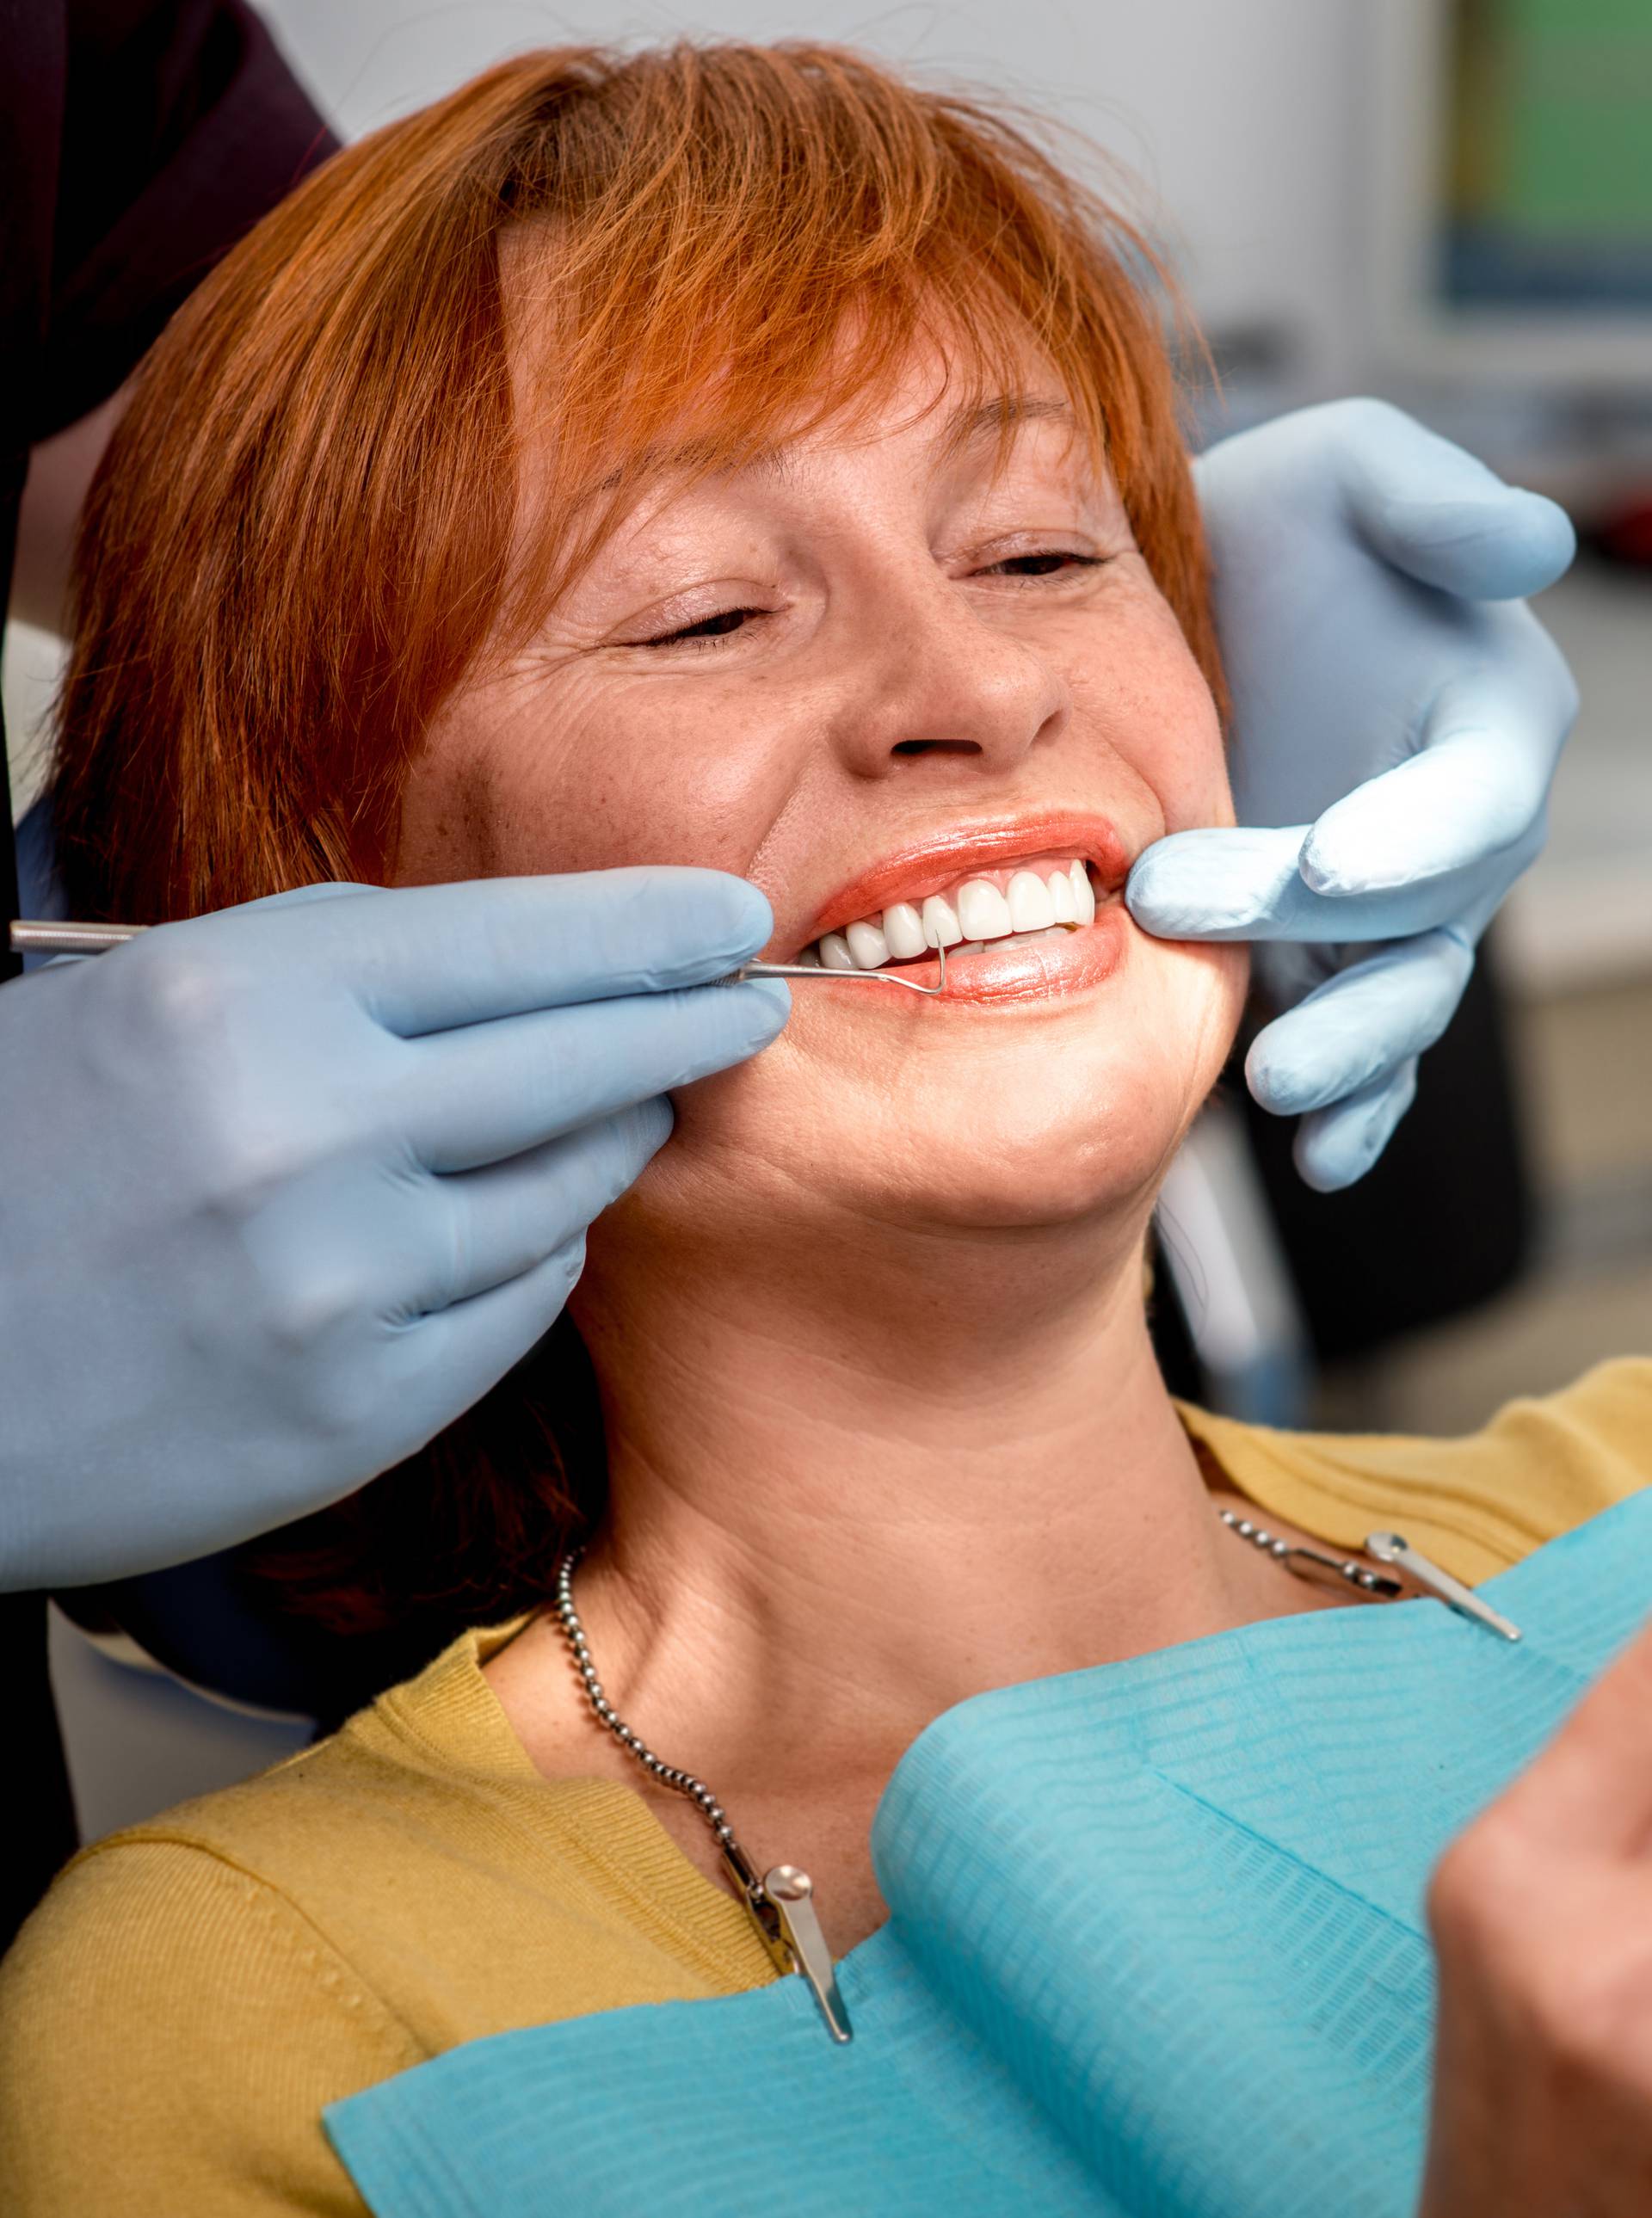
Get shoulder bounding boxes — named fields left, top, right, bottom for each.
left=1180, top=1357, right=1652, bottom=1583
left=0, top=1829, right=417, bottom=2215
left=0, top=1621, right=773, bottom=2209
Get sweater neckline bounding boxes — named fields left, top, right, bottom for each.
left=365, top=1414, right=1472, bottom=1985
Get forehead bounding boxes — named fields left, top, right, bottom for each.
left=596, top=387, right=1085, bottom=502
left=501, top=266, right=1107, bottom=613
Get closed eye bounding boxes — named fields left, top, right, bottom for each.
left=634, top=606, right=762, bottom=647
left=627, top=551, right=1098, bottom=648
left=978, top=551, right=1103, bottom=579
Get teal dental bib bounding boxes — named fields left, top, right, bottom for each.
left=327, top=1490, right=1652, bottom=2217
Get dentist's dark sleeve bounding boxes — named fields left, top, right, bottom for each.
left=2, top=0, right=336, bottom=1949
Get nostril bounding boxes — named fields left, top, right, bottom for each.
left=891, top=738, right=985, bottom=755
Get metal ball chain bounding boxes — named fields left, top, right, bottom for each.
left=1217, top=1508, right=1394, bottom=1594
left=555, top=1512, right=1399, bottom=1843
left=550, top=1515, right=1399, bottom=1877
left=551, top=1544, right=860, bottom=2044
left=551, top=1547, right=745, bottom=1863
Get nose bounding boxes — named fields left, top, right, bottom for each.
left=829, top=563, right=1069, bottom=779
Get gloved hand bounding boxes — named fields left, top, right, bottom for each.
left=0, top=872, right=786, bottom=1590
left=1127, top=399, right=1578, bottom=1192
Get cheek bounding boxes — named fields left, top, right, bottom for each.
left=397, top=662, right=800, bottom=883
left=1067, top=599, right=1233, bottom=839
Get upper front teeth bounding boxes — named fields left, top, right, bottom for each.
left=922, top=893, right=960, bottom=949
left=881, top=902, right=928, bottom=959
left=816, top=859, right=1096, bottom=970
left=957, top=879, right=1012, bottom=940
left=1008, top=869, right=1057, bottom=930
left=845, top=919, right=888, bottom=968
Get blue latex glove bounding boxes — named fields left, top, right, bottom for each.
left=0, top=872, right=787, bottom=1590
left=1127, top=399, right=1578, bottom=1192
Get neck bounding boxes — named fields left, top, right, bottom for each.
left=567, top=1191, right=1261, bottom=1789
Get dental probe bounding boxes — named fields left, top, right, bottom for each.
left=9, top=919, right=951, bottom=993
left=717, top=939, right=947, bottom=995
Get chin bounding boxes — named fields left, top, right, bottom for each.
left=874, top=938, right=1246, bottom=1230
left=872, top=1057, right=1207, bottom=1235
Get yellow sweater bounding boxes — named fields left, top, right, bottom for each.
left=3, top=1361, right=1649, bottom=2216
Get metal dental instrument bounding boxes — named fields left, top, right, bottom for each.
left=729, top=940, right=947, bottom=995
left=10, top=918, right=952, bottom=993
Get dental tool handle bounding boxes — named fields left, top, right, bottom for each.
left=9, top=920, right=147, bottom=955
left=9, top=924, right=950, bottom=994
left=9, top=922, right=804, bottom=983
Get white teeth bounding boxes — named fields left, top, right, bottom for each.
left=792, top=943, right=823, bottom=967
left=881, top=901, right=928, bottom=960
left=810, top=859, right=1098, bottom=972
left=1007, top=869, right=1057, bottom=932
left=957, top=878, right=1013, bottom=940
left=922, top=894, right=962, bottom=949
left=846, top=918, right=889, bottom=970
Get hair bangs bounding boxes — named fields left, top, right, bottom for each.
left=497, top=46, right=1184, bottom=629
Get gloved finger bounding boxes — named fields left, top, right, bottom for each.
left=417, top=1099, right=673, bottom=1311
left=403, top=977, right=789, bottom=1173
left=106, top=879, right=377, bottom=959
left=388, top=1232, right=593, bottom=1449
left=1127, top=825, right=1439, bottom=942
left=1130, top=823, right=1524, bottom=948
left=235, top=880, right=380, bottom=909
left=213, top=868, right=775, bottom=1033
left=1302, top=662, right=1575, bottom=897
left=1291, top=1062, right=1420, bottom=1194
left=1244, top=931, right=1474, bottom=1117
left=1127, top=826, right=1312, bottom=940
left=1341, top=406, right=1576, bottom=600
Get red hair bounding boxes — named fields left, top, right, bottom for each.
left=52, top=42, right=1220, bottom=1653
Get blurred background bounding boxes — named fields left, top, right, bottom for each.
left=8, top=0, right=1649, bottom=1830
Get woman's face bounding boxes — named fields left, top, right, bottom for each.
left=396, top=343, right=1245, bottom=1246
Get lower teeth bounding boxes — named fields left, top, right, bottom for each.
left=996, top=925, right=1075, bottom=951
left=893, top=923, right=1076, bottom=968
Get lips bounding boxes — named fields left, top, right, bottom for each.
left=846, top=899, right=1128, bottom=1005
left=774, top=810, right=1135, bottom=1009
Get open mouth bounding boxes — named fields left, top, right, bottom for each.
left=794, top=852, right=1100, bottom=975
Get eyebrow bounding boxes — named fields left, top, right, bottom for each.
left=584, top=392, right=1075, bottom=503
left=938, top=392, right=1075, bottom=455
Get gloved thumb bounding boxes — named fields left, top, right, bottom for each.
left=1341, top=405, right=1575, bottom=601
